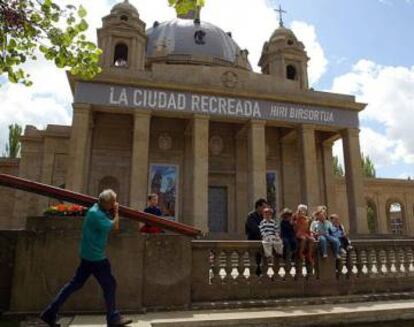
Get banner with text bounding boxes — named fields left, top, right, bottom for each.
left=75, top=82, right=359, bottom=128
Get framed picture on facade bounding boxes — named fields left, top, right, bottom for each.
left=266, top=171, right=279, bottom=214
left=148, top=164, right=179, bottom=221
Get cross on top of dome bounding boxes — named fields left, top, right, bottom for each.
left=274, top=4, right=287, bottom=27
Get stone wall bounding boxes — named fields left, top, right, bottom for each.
left=2, top=219, right=414, bottom=314
left=0, top=159, right=19, bottom=229
left=88, top=112, right=133, bottom=205
left=11, top=125, right=70, bottom=229
left=4, top=217, right=191, bottom=313
left=0, top=231, right=18, bottom=311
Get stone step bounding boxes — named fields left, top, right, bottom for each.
left=20, top=300, right=413, bottom=327
left=191, top=291, right=414, bottom=311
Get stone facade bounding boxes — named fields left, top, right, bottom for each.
left=0, top=1, right=413, bottom=237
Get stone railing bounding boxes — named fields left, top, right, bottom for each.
left=191, top=239, right=414, bottom=302
left=2, top=218, right=414, bottom=313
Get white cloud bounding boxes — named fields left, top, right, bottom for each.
left=0, top=57, right=73, bottom=151
left=331, top=59, right=414, bottom=168
left=291, top=21, right=328, bottom=85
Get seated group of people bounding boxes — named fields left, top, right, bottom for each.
left=246, top=198, right=352, bottom=266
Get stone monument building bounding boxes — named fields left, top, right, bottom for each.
left=1, top=0, right=413, bottom=237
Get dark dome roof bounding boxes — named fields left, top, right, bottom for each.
left=146, top=18, right=252, bottom=70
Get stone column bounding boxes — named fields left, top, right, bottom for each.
left=66, top=104, right=92, bottom=193
left=405, top=193, right=414, bottom=237
left=298, top=125, right=320, bottom=210
left=235, top=131, right=249, bottom=233
left=247, top=120, right=267, bottom=207
left=376, top=193, right=389, bottom=234
left=322, top=141, right=337, bottom=214
left=191, top=115, right=209, bottom=232
left=342, top=128, right=368, bottom=235
left=130, top=111, right=151, bottom=210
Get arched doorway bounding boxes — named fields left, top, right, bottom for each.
left=387, top=200, right=405, bottom=235
left=114, top=43, right=128, bottom=67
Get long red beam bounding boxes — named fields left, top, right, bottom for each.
left=0, top=174, right=202, bottom=238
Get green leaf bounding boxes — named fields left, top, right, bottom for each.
left=39, top=45, right=48, bottom=53
left=54, top=55, right=66, bottom=68
left=78, top=5, right=87, bottom=18
left=8, top=72, right=18, bottom=83
left=78, top=19, right=88, bottom=32
left=66, top=15, right=76, bottom=25
left=7, top=38, right=17, bottom=50
left=31, top=13, right=42, bottom=23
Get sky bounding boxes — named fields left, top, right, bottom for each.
left=1, top=0, right=413, bottom=179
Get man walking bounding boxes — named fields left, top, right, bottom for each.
left=40, top=190, right=132, bottom=327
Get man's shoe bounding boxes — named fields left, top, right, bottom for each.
left=108, top=316, right=133, bottom=326
left=40, top=312, right=60, bottom=327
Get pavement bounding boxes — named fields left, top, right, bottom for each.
left=17, top=299, right=414, bottom=327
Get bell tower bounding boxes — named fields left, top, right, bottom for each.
left=98, top=0, right=146, bottom=71
left=259, top=6, right=309, bottom=89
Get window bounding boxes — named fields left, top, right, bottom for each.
left=114, top=43, right=128, bottom=67
left=120, top=15, right=128, bottom=22
left=286, top=64, right=297, bottom=80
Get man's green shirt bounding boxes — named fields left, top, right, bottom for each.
left=80, top=203, right=114, bottom=261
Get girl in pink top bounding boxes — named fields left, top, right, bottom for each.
left=293, top=204, right=315, bottom=265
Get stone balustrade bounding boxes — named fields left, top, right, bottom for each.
left=1, top=217, right=414, bottom=313
left=191, top=239, right=414, bottom=302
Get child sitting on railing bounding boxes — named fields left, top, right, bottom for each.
left=259, top=207, right=283, bottom=261
left=280, top=208, right=297, bottom=263
left=293, top=204, right=315, bottom=265
left=330, top=214, right=353, bottom=252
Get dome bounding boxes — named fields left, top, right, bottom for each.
left=111, top=0, right=139, bottom=18
left=146, top=19, right=252, bottom=71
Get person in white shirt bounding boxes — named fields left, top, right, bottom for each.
left=259, top=207, right=283, bottom=259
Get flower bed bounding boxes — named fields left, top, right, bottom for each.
left=43, top=204, right=88, bottom=217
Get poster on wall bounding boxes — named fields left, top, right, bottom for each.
left=266, top=171, right=278, bottom=215
left=148, top=164, right=179, bottom=221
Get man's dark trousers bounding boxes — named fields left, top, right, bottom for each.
left=42, top=259, right=120, bottom=324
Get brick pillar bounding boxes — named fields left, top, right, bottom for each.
left=130, top=111, right=151, bottom=210
left=342, top=128, right=368, bottom=235
left=247, top=120, right=267, bottom=207
left=298, top=125, right=320, bottom=211
left=66, top=104, right=92, bottom=193
left=322, top=141, right=337, bottom=214
left=192, top=115, right=209, bottom=232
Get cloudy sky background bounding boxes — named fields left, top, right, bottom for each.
left=1, top=0, right=413, bottom=178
